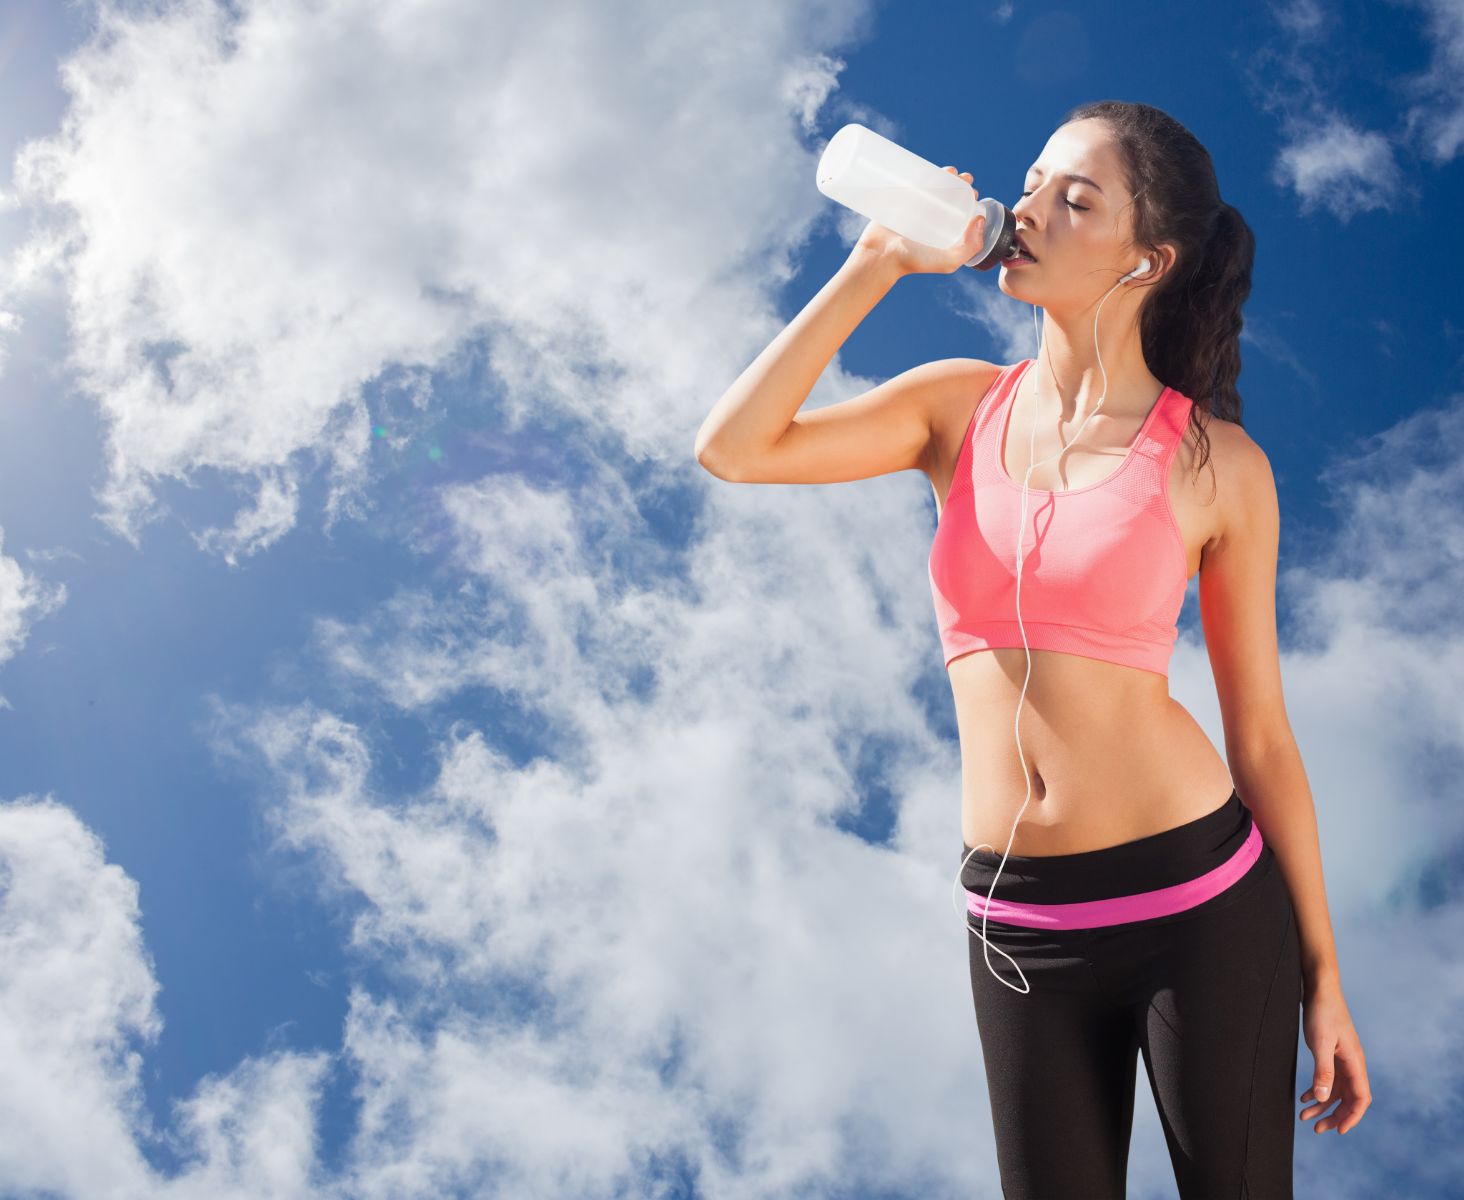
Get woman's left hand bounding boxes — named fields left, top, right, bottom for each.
left=1299, top=978, right=1371, bottom=1134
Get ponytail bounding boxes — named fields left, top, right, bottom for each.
left=1143, top=199, right=1255, bottom=482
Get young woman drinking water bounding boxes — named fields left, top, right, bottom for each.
left=695, top=100, right=1371, bottom=1198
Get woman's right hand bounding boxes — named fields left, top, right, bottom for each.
left=854, top=166, right=988, bottom=277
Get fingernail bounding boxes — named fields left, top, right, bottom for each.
left=1316, top=1086, right=1329, bottom=1099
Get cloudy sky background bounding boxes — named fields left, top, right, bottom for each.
left=1, top=0, right=1462, bottom=1196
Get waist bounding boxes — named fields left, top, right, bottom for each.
left=960, top=788, right=1266, bottom=929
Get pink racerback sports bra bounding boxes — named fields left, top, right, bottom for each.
left=928, top=358, right=1194, bottom=677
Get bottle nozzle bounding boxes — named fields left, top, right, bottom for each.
left=964, top=199, right=1021, bottom=271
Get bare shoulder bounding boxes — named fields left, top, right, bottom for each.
left=1197, top=414, right=1275, bottom=559
left=927, top=358, right=1004, bottom=439
left=925, top=358, right=1006, bottom=488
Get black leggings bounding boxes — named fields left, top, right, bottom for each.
left=961, top=789, right=1302, bottom=1199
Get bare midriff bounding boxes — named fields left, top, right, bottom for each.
left=952, top=649, right=1236, bottom=856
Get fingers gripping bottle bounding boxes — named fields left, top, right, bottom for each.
left=814, top=123, right=1156, bottom=994
left=815, top=123, right=1023, bottom=270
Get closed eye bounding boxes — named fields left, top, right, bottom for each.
left=1020, top=191, right=1086, bottom=210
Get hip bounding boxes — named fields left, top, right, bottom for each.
left=962, top=795, right=1297, bottom=1003
left=961, top=787, right=1273, bottom=932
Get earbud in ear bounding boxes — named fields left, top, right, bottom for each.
left=1122, top=257, right=1152, bottom=282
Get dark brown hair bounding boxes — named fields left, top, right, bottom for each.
left=1061, top=100, right=1254, bottom=484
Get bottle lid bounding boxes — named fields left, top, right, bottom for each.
left=964, top=199, right=1021, bottom=271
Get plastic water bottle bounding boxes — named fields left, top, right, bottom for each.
left=815, top=123, right=1020, bottom=271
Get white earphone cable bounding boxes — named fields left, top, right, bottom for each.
left=951, top=255, right=1151, bottom=994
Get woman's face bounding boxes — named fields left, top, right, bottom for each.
left=1001, top=119, right=1152, bottom=310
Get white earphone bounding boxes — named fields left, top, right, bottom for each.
left=954, top=249, right=1157, bottom=993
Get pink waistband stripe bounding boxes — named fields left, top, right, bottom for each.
left=966, top=820, right=1264, bottom=929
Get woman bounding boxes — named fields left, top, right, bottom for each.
left=695, top=100, right=1371, bottom=1197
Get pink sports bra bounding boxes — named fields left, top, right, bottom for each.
left=927, top=358, right=1193, bottom=677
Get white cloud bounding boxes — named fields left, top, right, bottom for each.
left=0, top=0, right=873, bottom=563
left=1245, top=0, right=1464, bottom=221
left=0, top=798, right=161, bottom=1197
left=0, top=796, right=332, bottom=1199
left=1271, top=115, right=1403, bottom=222
left=0, top=522, right=67, bottom=704
left=1397, top=0, right=1464, bottom=163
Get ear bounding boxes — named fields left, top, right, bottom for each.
left=1146, top=243, right=1178, bottom=283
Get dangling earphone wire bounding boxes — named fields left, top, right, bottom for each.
left=951, top=253, right=1153, bottom=994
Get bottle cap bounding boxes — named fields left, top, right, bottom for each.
left=964, top=198, right=1021, bottom=271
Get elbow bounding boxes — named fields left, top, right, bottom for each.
left=694, top=433, right=739, bottom=481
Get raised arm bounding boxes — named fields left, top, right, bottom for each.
left=696, top=167, right=992, bottom=486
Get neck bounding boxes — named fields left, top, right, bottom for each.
left=1029, top=309, right=1160, bottom=422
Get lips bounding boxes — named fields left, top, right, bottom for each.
left=1012, top=232, right=1038, bottom=261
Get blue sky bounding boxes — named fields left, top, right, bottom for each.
left=0, top=0, right=1460, bottom=1196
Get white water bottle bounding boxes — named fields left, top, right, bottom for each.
left=815, top=123, right=1020, bottom=270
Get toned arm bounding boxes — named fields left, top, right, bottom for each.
left=694, top=240, right=994, bottom=490
left=1199, top=429, right=1342, bottom=985
left=705, top=356, right=996, bottom=486
left=1198, top=428, right=1290, bottom=760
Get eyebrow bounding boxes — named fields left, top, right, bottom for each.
left=1026, top=167, right=1105, bottom=195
